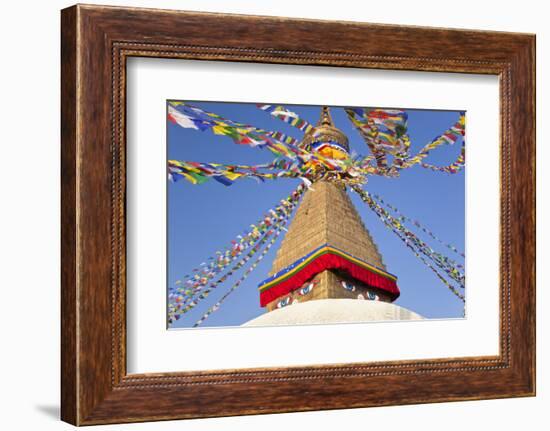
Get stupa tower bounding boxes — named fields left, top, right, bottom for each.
left=256, top=107, right=403, bottom=313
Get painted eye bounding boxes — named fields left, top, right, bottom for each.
left=277, top=297, right=291, bottom=308
left=341, top=281, right=356, bottom=292
left=299, top=282, right=314, bottom=296
left=367, top=291, right=377, bottom=300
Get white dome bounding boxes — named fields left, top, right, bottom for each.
left=242, top=298, right=423, bottom=327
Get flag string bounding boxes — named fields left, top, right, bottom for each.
left=351, top=185, right=465, bottom=300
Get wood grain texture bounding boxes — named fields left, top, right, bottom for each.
left=60, top=4, right=536, bottom=425
left=60, top=6, right=78, bottom=424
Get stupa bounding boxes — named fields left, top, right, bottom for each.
left=244, top=107, right=422, bottom=326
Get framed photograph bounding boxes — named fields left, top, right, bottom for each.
left=61, top=4, right=535, bottom=425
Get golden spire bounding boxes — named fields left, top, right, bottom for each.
left=301, top=106, right=349, bottom=152
left=318, top=106, right=335, bottom=127
left=264, top=180, right=393, bottom=311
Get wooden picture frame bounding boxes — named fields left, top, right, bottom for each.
left=61, top=4, right=536, bottom=425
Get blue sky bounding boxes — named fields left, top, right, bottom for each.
left=167, top=101, right=465, bottom=329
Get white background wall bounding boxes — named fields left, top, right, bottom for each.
left=0, top=0, right=546, bottom=429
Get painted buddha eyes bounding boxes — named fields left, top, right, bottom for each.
left=299, top=282, right=315, bottom=296
left=277, top=282, right=315, bottom=308
left=341, top=280, right=356, bottom=292
left=277, top=297, right=292, bottom=308
left=367, top=291, right=379, bottom=301
left=341, top=280, right=379, bottom=300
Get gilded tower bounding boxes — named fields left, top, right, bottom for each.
left=257, top=108, right=401, bottom=312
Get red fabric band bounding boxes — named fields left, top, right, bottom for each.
left=259, top=253, right=399, bottom=307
